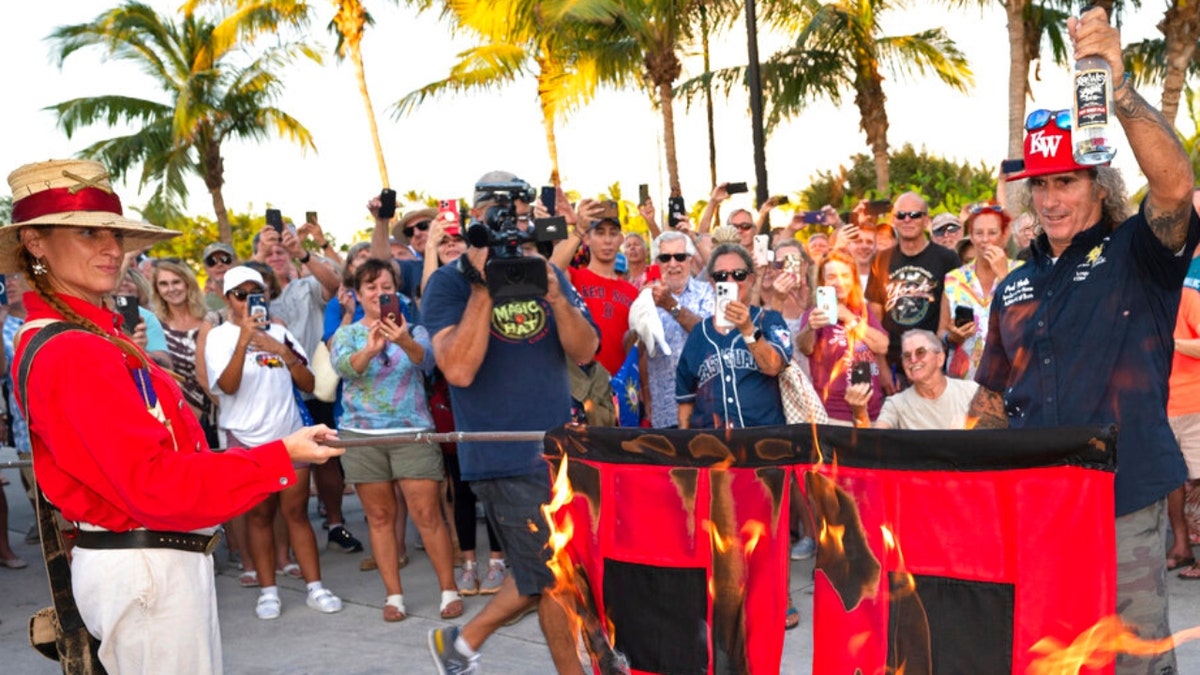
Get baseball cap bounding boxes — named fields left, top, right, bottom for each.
left=202, top=242, right=236, bottom=264
left=472, top=170, right=520, bottom=206
left=588, top=200, right=622, bottom=230
left=931, top=213, right=962, bottom=235
left=1006, top=108, right=1108, bottom=182
left=223, top=266, right=266, bottom=295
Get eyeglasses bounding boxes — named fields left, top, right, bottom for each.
left=1025, top=109, right=1072, bottom=132
left=205, top=254, right=232, bottom=266
left=894, top=211, right=926, bottom=221
left=657, top=253, right=689, bottom=263
left=901, top=346, right=934, bottom=362
left=711, top=269, right=750, bottom=282
left=402, top=220, right=432, bottom=237
left=732, top=221, right=755, bottom=231
left=969, top=203, right=1004, bottom=215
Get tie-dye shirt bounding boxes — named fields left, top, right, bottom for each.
left=330, top=321, right=436, bottom=432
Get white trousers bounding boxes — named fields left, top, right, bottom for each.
left=72, top=546, right=222, bottom=675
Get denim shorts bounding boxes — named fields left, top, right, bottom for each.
left=470, top=470, right=555, bottom=596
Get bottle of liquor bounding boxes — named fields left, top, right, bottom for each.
left=1072, top=10, right=1116, bottom=165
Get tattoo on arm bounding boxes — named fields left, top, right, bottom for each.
left=1116, top=86, right=1193, bottom=252
left=966, top=386, right=1008, bottom=429
left=1145, top=202, right=1191, bottom=253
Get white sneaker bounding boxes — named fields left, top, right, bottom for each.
left=255, top=594, right=281, bottom=620
left=307, top=588, right=343, bottom=614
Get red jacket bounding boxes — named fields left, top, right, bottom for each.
left=16, top=292, right=296, bottom=532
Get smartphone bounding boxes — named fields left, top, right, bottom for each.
left=773, top=195, right=790, bottom=206
left=644, top=264, right=662, bottom=283
left=954, top=305, right=975, bottom=328
left=725, top=182, right=749, bottom=195
left=265, top=208, right=283, bottom=233
left=0, top=274, right=7, bottom=306
left=866, top=200, right=892, bottom=216
left=816, top=285, right=838, bottom=320
left=305, top=211, right=318, bottom=225
left=614, top=252, right=628, bottom=275
left=1000, top=158, right=1025, bottom=175
left=781, top=254, right=802, bottom=276
left=639, top=183, right=650, bottom=206
left=801, top=210, right=823, bottom=224
left=247, top=293, right=269, bottom=327
left=378, top=188, right=397, bottom=219
left=667, top=196, right=687, bottom=227
left=114, top=295, right=142, bottom=332
left=540, top=186, right=556, bottom=215
left=850, top=361, right=872, bottom=385
left=715, top=281, right=737, bottom=329
left=438, top=199, right=458, bottom=224
left=378, top=292, right=402, bottom=323
left=753, top=234, right=771, bottom=265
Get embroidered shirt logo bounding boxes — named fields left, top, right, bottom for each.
left=491, top=298, right=548, bottom=342
left=1001, top=277, right=1034, bottom=307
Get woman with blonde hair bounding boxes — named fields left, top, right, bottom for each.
left=150, top=259, right=220, bottom=445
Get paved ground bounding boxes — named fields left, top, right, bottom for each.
left=2, top=456, right=1199, bottom=674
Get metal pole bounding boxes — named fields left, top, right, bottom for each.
left=744, top=0, right=769, bottom=210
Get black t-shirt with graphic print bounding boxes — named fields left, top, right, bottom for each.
left=865, top=242, right=960, bottom=368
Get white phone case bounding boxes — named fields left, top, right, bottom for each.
left=715, top=281, right=737, bottom=328
left=816, top=286, right=838, bottom=321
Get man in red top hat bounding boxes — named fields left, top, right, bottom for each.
left=971, top=9, right=1200, bottom=673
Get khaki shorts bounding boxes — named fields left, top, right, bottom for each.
left=339, top=428, right=444, bottom=484
left=1169, top=412, right=1200, bottom=480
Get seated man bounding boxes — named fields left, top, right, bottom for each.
left=846, top=329, right=977, bottom=429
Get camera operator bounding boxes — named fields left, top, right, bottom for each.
left=423, top=171, right=599, bottom=674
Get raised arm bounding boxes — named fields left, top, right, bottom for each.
left=1071, top=8, right=1194, bottom=251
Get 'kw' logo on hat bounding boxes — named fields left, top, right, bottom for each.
left=1029, top=130, right=1062, bottom=159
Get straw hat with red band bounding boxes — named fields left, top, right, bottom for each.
left=1005, top=111, right=1110, bottom=182
left=0, top=159, right=179, bottom=274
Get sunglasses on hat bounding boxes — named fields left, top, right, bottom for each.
left=403, top=220, right=432, bottom=238
left=969, top=203, right=1004, bottom=215
left=1024, top=109, right=1072, bottom=132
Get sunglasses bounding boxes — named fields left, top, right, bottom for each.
left=227, top=289, right=253, bottom=301
left=732, top=221, right=756, bottom=231
left=402, top=220, right=432, bottom=237
left=657, top=253, right=689, bottom=263
left=1025, top=109, right=1072, bottom=132
left=936, top=224, right=962, bottom=234
left=894, top=211, right=926, bottom=221
left=711, top=269, right=750, bottom=282
left=205, top=254, right=233, bottom=266
left=901, top=346, right=932, bottom=362
left=969, top=203, right=1004, bottom=215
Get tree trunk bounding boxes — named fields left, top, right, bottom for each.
left=1158, top=2, right=1200, bottom=125
left=854, top=72, right=890, bottom=194
left=701, top=6, right=717, bottom=191
left=1006, top=0, right=1030, bottom=158
left=659, top=79, right=681, bottom=197
left=541, top=96, right=562, bottom=187
left=351, top=41, right=389, bottom=188
left=201, top=139, right=232, bottom=244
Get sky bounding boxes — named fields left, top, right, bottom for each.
left=0, top=1, right=1173, bottom=246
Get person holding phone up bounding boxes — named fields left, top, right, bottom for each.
left=205, top=265, right=345, bottom=621
left=330, top=259, right=463, bottom=623
left=937, top=200, right=1021, bottom=380
left=675, top=244, right=791, bottom=429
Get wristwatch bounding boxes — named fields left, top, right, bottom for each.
left=743, top=328, right=762, bottom=344
left=297, top=250, right=312, bottom=264
left=669, top=305, right=682, bottom=320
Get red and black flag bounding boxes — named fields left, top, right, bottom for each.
left=544, top=424, right=1116, bottom=675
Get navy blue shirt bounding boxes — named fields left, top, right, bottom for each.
left=421, top=259, right=597, bottom=481
left=976, top=202, right=1200, bottom=516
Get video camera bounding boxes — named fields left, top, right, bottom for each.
left=466, top=178, right=562, bottom=301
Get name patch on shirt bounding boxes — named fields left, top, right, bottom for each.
left=1001, top=277, right=1034, bottom=307
left=1073, top=243, right=1108, bottom=282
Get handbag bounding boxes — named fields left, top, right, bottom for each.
left=311, top=340, right=339, bottom=403
left=778, top=364, right=829, bottom=425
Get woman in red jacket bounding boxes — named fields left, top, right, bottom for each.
left=4, top=159, right=342, bottom=674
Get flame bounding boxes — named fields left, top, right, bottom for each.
left=819, top=521, right=846, bottom=557
left=1027, top=616, right=1200, bottom=674
left=542, top=455, right=578, bottom=600
left=741, top=520, right=766, bottom=557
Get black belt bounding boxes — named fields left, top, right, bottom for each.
left=71, top=529, right=222, bottom=555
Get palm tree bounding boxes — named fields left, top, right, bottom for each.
left=392, top=0, right=639, bottom=186
left=329, top=0, right=392, bottom=187
left=1124, top=0, right=1200, bottom=125
left=682, top=0, right=972, bottom=192
left=46, top=1, right=318, bottom=243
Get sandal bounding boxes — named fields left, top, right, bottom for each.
left=1166, top=553, right=1196, bottom=571
left=440, top=590, right=464, bottom=620
left=238, top=570, right=259, bottom=588
left=785, top=606, right=800, bottom=631
left=0, top=556, right=28, bottom=570
left=383, top=594, right=407, bottom=622
left=306, top=587, right=344, bottom=614
left=1179, top=564, right=1200, bottom=580
left=255, top=594, right=281, bottom=620
left=278, top=563, right=302, bottom=579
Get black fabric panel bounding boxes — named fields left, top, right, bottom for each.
left=603, top=559, right=708, bottom=675
left=911, top=574, right=1015, bottom=675
left=546, top=424, right=1116, bottom=473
